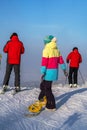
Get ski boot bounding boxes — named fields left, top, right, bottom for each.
left=11, top=86, right=20, bottom=95
left=0, top=85, right=8, bottom=94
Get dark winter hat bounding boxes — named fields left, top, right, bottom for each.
left=44, top=35, right=54, bottom=44
left=10, top=32, right=18, bottom=39
left=73, top=47, right=78, bottom=51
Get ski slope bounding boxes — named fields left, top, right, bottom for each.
left=0, top=82, right=87, bottom=130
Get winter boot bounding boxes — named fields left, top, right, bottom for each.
left=39, top=96, right=47, bottom=107
left=15, top=86, right=20, bottom=92
left=11, top=86, right=20, bottom=95
left=73, top=84, right=77, bottom=87
left=0, top=85, right=8, bottom=94
left=45, top=107, right=56, bottom=111
left=69, top=84, right=73, bottom=88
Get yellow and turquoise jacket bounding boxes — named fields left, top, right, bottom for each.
left=41, top=41, right=66, bottom=81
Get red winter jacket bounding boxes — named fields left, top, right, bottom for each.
left=66, top=49, right=82, bottom=68
left=3, top=35, right=25, bottom=64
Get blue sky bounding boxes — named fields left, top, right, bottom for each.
left=0, top=0, right=87, bottom=44
left=0, top=0, right=87, bottom=82
left=0, top=0, right=87, bottom=51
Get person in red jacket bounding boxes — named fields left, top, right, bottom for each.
left=66, top=47, right=82, bottom=87
left=1, top=33, right=25, bottom=94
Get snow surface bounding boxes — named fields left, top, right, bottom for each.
left=0, top=82, right=87, bottom=130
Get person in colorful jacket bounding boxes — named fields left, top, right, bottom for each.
left=38, top=35, right=67, bottom=111
left=66, top=47, right=82, bottom=87
left=0, top=33, right=25, bottom=94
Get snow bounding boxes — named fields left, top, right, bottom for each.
left=0, top=82, right=87, bottom=130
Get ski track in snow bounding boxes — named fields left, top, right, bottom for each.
left=0, top=82, right=87, bottom=130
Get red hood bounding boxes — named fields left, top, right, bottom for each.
left=11, top=36, right=19, bottom=41
left=73, top=49, right=78, bottom=53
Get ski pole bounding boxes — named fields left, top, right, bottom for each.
left=78, top=69, right=85, bottom=84
left=0, top=60, right=1, bottom=70
left=0, top=59, right=1, bottom=70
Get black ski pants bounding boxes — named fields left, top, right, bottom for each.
left=3, top=63, right=20, bottom=87
left=38, top=80, right=56, bottom=109
left=68, top=67, right=78, bottom=84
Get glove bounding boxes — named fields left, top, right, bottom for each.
left=41, top=74, right=45, bottom=81
left=63, top=70, right=68, bottom=77
left=66, top=60, right=69, bottom=63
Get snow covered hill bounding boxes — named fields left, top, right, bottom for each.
left=0, top=82, right=87, bottom=130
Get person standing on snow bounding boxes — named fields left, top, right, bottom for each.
left=66, top=47, right=82, bottom=88
left=0, top=33, right=25, bottom=94
left=38, top=35, right=68, bottom=111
